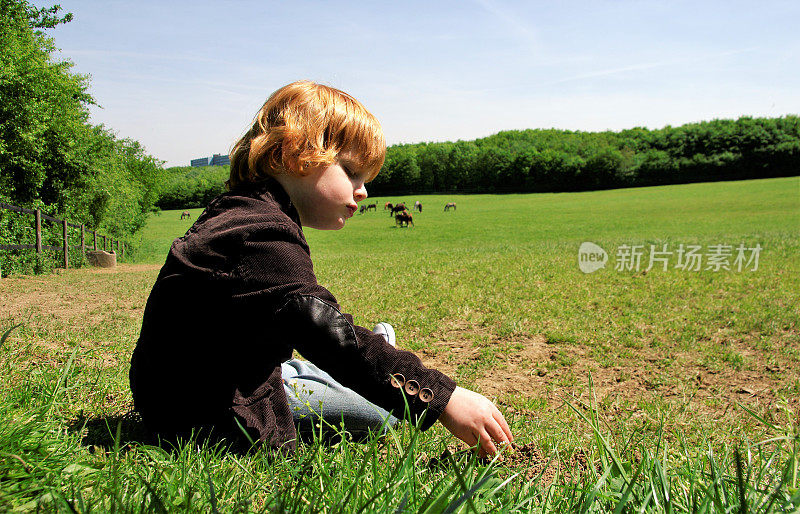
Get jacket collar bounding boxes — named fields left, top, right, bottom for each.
left=243, top=177, right=301, bottom=227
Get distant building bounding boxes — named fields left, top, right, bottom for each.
left=210, top=153, right=230, bottom=166
left=190, top=153, right=230, bottom=167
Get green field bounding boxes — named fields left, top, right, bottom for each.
left=1, top=176, right=799, bottom=511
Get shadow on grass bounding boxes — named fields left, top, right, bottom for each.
left=68, top=410, right=157, bottom=452
left=67, top=409, right=383, bottom=457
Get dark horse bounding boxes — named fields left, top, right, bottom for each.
left=395, top=210, right=414, bottom=227
left=444, top=202, right=457, bottom=211
left=390, top=203, right=407, bottom=216
left=180, top=211, right=191, bottom=220
left=413, top=201, right=422, bottom=212
left=366, top=203, right=377, bottom=211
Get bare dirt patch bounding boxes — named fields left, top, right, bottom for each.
left=0, top=264, right=160, bottom=320
left=1, top=264, right=160, bottom=381
left=418, top=321, right=799, bottom=422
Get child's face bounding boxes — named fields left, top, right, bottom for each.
left=278, top=150, right=369, bottom=230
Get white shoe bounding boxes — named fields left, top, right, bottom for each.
left=373, top=322, right=396, bottom=347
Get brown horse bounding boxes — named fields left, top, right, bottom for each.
left=384, top=202, right=393, bottom=211
left=395, top=210, right=414, bottom=227
left=390, top=203, right=407, bottom=216
left=366, top=203, right=377, bottom=211
left=180, top=211, right=191, bottom=220
left=444, top=202, right=456, bottom=212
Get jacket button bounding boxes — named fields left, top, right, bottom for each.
left=404, top=380, right=420, bottom=396
left=390, top=373, right=405, bottom=388
left=419, top=388, right=434, bottom=403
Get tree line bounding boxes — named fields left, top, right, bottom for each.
left=368, top=116, right=799, bottom=195
left=156, top=166, right=228, bottom=211
left=1, top=1, right=163, bottom=274
left=158, top=114, right=799, bottom=210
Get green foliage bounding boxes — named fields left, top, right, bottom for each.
left=371, top=116, right=800, bottom=195
left=0, top=0, right=91, bottom=205
left=156, top=165, right=229, bottom=210
left=0, top=0, right=164, bottom=276
left=151, top=118, right=798, bottom=213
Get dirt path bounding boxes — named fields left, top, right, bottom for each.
left=1, top=264, right=160, bottom=317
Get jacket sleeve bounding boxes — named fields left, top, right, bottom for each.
left=231, top=222, right=456, bottom=430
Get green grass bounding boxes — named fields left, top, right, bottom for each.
left=136, top=176, right=799, bottom=264
left=1, top=176, right=799, bottom=511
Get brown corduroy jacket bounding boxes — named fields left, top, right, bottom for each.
left=129, top=178, right=456, bottom=453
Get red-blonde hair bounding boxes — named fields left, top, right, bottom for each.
left=227, top=80, right=386, bottom=190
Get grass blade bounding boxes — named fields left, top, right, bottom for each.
left=565, top=400, right=629, bottom=483
left=0, top=323, right=22, bottom=351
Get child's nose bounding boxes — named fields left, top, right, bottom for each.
left=354, top=184, right=368, bottom=201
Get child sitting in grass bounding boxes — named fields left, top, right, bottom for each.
left=130, top=80, right=513, bottom=456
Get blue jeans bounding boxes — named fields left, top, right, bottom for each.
left=282, top=359, right=399, bottom=436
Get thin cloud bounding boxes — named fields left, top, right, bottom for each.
left=458, top=46, right=762, bottom=94
left=544, top=46, right=761, bottom=87
left=473, top=0, right=539, bottom=50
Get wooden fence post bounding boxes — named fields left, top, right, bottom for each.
left=93, top=231, right=97, bottom=250
left=121, top=241, right=125, bottom=259
left=102, top=235, right=106, bottom=250
left=35, top=209, right=42, bottom=254
left=80, top=225, right=85, bottom=256
left=62, top=219, right=68, bottom=269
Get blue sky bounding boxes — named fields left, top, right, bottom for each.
left=37, top=0, right=799, bottom=167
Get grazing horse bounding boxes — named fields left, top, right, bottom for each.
left=359, top=205, right=367, bottom=214
left=413, top=201, right=422, bottom=213
left=384, top=202, right=393, bottom=211
left=366, top=203, right=377, bottom=211
left=395, top=210, right=414, bottom=227
left=444, top=202, right=457, bottom=212
left=390, top=203, right=407, bottom=216
left=181, top=211, right=191, bottom=220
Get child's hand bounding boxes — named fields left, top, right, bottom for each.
left=438, top=386, right=514, bottom=457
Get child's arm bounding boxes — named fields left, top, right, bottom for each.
left=232, top=213, right=457, bottom=431
left=230, top=205, right=508, bottom=447
left=439, top=386, right=514, bottom=457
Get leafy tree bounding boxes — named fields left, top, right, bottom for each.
left=389, top=150, right=421, bottom=192
left=156, top=165, right=228, bottom=210
left=0, top=0, right=91, bottom=204
left=370, top=116, right=799, bottom=195
left=1, top=1, right=164, bottom=274
left=583, top=147, right=624, bottom=189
